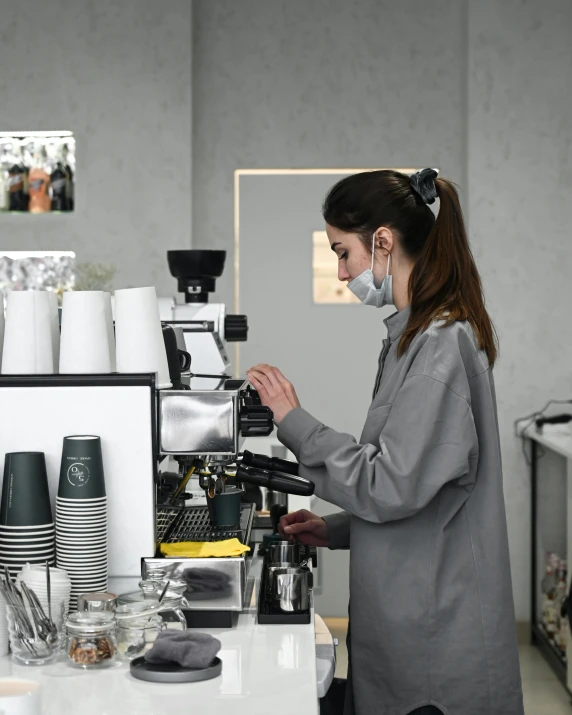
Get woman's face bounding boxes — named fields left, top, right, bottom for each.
left=326, top=224, right=388, bottom=284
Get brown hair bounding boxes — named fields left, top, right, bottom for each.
left=322, top=170, right=498, bottom=365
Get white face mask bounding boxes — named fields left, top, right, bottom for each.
left=347, top=233, right=393, bottom=308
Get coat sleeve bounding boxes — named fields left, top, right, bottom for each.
left=277, top=374, right=478, bottom=524
left=322, top=511, right=351, bottom=550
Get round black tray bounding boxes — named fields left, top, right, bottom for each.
left=130, top=656, right=222, bottom=683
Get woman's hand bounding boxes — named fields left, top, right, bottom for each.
left=246, top=364, right=301, bottom=424
left=279, top=509, right=330, bottom=548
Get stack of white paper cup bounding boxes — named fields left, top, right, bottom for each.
left=1, top=291, right=54, bottom=374
left=114, top=286, right=171, bottom=388
left=17, top=564, right=72, bottom=626
left=0, top=296, right=4, bottom=370
left=59, top=291, right=112, bottom=374
left=102, top=292, right=116, bottom=372
left=47, top=291, right=60, bottom=372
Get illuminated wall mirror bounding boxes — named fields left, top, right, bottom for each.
left=0, top=251, right=76, bottom=302
left=0, top=131, right=76, bottom=214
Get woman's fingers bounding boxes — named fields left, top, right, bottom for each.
left=273, top=367, right=292, bottom=390
left=250, top=364, right=282, bottom=391
left=247, top=369, right=273, bottom=396
left=283, top=520, right=319, bottom=536
left=278, top=510, right=313, bottom=536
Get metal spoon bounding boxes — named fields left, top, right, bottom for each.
left=158, top=581, right=170, bottom=604
left=46, top=561, right=52, bottom=627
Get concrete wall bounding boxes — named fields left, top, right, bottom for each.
left=192, top=0, right=466, bottom=307
left=193, top=0, right=572, bottom=620
left=468, top=0, right=572, bottom=617
left=0, top=0, right=193, bottom=296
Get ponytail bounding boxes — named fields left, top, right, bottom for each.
left=399, top=178, right=498, bottom=365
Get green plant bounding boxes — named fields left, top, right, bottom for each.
left=73, top=262, right=118, bottom=292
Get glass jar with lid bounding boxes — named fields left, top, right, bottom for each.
left=115, top=606, right=166, bottom=661
left=66, top=612, right=117, bottom=668
left=116, top=574, right=188, bottom=631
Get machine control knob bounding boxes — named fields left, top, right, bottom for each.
left=239, top=404, right=274, bottom=437
left=225, top=314, right=248, bottom=342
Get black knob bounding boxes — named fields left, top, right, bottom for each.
left=240, top=405, right=274, bottom=437
left=225, top=314, right=248, bottom=342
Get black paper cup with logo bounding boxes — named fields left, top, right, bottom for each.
left=0, top=452, right=53, bottom=527
left=58, top=436, right=106, bottom=499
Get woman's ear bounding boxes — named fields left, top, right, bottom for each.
left=374, top=227, right=394, bottom=254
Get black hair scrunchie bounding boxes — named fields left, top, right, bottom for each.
left=409, top=168, right=439, bottom=205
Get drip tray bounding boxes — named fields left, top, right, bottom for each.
left=156, top=503, right=255, bottom=544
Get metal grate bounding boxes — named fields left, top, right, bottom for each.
left=155, top=506, right=181, bottom=543
left=156, top=504, right=255, bottom=544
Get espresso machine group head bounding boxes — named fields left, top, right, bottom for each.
left=159, top=250, right=248, bottom=388
left=157, top=379, right=314, bottom=506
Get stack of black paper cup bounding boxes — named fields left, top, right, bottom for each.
left=0, top=452, right=56, bottom=580
left=55, top=436, right=108, bottom=610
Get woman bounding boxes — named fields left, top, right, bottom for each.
left=247, top=169, right=524, bottom=715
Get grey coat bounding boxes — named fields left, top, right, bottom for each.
left=278, top=308, right=524, bottom=715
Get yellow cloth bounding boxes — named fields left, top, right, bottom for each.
left=160, top=538, right=251, bottom=558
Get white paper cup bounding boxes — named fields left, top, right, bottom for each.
left=0, top=547, right=54, bottom=556
left=47, top=291, right=60, bottom=373
left=57, top=550, right=107, bottom=558
left=21, top=564, right=69, bottom=578
left=56, top=497, right=107, bottom=504
left=0, top=678, right=41, bottom=715
left=0, top=298, right=4, bottom=372
left=59, top=291, right=111, bottom=374
left=56, top=535, right=106, bottom=543
left=0, top=551, right=55, bottom=561
left=103, top=292, right=116, bottom=372
left=56, top=525, right=107, bottom=532
left=0, top=535, right=55, bottom=543
left=114, top=286, right=171, bottom=388
left=15, top=572, right=70, bottom=624
left=2, top=291, right=54, bottom=375
left=70, top=579, right=108, bottom=587
left=0, top=522, right=55, bottom=534
left=58, top=561, right=106, bottom=569
left=56, top=524, right=106, bottom=531
left=56, top=506, right=107, bottom=516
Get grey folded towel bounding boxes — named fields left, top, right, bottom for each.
left=144, top=630, right=221, bottom=670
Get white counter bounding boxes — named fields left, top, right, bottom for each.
left=524, top=424, right=572, bottom=460
left=0, top=557, right=332, bottom=715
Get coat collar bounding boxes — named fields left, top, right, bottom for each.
left=384, top=306, right=411, bottom=342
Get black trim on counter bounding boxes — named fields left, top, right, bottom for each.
left=0, top=373, right=156, bottom=388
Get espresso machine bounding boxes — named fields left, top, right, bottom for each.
left=142, top=377, right=314, bottom=626
left=147, top=250, right=315, bottom=626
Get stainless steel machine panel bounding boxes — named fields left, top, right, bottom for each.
left=142, top=557, right=247, bottom=611
left=159, top=389, right=242, bottom=456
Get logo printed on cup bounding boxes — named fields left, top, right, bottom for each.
left=67, top=463, right=90, bottom=488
